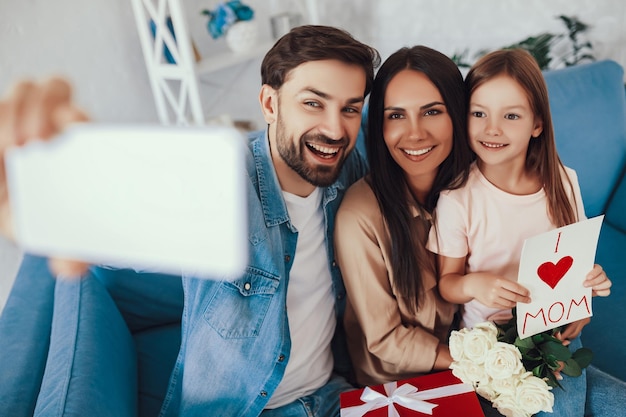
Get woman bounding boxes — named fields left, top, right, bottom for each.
left=334, top=45, right=473, bottom=386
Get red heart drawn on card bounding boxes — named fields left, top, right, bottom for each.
left=537, top=256, right=574, bottom=289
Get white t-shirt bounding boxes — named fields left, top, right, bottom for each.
left=266, top=187, right=335, bottom=408
left=427, top=163, right=586, bottom=329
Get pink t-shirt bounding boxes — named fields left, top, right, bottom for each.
left=427, top=163, right=586, bottom=328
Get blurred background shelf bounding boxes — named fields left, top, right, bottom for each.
left=196, top=41, right=275, bottom=75
left=131, top=0, right=315, bottom=126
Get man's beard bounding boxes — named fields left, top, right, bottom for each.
left=275, top=115, right=349, bottom=187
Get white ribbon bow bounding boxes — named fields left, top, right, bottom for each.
left=341, top=381, right=474, bottom=417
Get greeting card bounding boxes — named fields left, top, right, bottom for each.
left=516, top=216, right=604, bottom=338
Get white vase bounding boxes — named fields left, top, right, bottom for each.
left=225, top=21, right=258, bottom=54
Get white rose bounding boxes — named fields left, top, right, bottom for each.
left=450, top=360, right=472, bottom=385
left=448, top=329, right=467, bottom=361
left=451, top=359, right=489, bottom=386
left=473, top=321, right=499, bottom=339
left=492, top=393, right=529, bottom=417
left=484, top=342, right=524, bottom=380
left=462, top=324, right=497, bottom=364
left=490, top=375, right=518, bottom=397
left=515, top=372, right=554, bottom=415
left=475, top=383, right=498, bottom=402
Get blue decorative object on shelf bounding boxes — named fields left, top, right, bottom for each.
left=202, top=1, right=254, bottom=40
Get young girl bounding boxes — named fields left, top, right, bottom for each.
left=428, top=49, right=614, bottom=416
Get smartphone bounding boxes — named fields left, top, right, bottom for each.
left=5, top=124, right=248, bottom=279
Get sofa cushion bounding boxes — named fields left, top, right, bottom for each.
left=582, top=221, right=626, bottom=380
left=135, top=323, right=181, bottom=417
left=604, top=172, right=626, bottom=233
left=91, top=266, right=184, bottom=333
left=0, top=255, right=55, bottom=417
left=545, top=60, right=626, bottom=218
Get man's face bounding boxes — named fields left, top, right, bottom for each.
left=262, top=60, right=366, bottom=195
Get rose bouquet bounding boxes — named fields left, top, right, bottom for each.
left=449, top=314, right=593, bottom=417
left=449, top=322, right=553, bottom=417
left=496, top=309, right=593, bottom=388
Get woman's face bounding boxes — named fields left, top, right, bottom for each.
left=382, top=69, right=454, bottom=194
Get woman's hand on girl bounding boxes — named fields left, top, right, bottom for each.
left=555, top=318, right=591, bottom=346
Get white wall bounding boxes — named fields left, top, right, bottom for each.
left=0, top=0, right=157, bottom=122
left=1, top=0, right=624, bottom=125
left=320, top=0, right=626, bottom=70
left=1, top=0, right=625, bottom=309
left=0, top=237, right=21, bottom=311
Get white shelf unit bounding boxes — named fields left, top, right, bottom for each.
left=131, top=0, right=203, bottom=125
left=195, top=41, right=275, bottom=74
left=130, top=0, right=318, bottom=126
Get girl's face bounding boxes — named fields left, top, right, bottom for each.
left=382, top=69, right=453, bottom=194
left=468, top=75, right=543, bottom=170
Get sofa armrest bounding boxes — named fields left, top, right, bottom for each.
left=0, top=255, right=56, bottom=417
left=605, top=168, right=626, bottom=233
left=34, top=273, right=138, bottom=417
left=583, top=221, right=626, bottom=380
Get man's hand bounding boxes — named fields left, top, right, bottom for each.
left=0, top=77, right=90, bottom=277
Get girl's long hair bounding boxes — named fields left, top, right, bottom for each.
left=366, top=46, right=473, bottom=313
left=466, top=49, right=578, bottom=227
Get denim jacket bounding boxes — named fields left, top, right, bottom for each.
left=160, top=130, right=367, bottom=417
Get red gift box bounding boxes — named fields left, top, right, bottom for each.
left=340, top=370, right=484, bottom=417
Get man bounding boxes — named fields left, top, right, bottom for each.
left=0, top=26, right=380, bottom=416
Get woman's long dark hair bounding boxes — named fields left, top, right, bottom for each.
left=366, top=46, right=473, bottom=313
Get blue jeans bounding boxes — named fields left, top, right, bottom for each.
left=584, top=365, right=626, bottom=417
left=535, top=336, right=586, bottom=417
left=260, top=374, right=353, bottom=417
left=534, top=336, right=626, bottom=417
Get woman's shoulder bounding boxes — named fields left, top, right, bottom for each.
left=343, top=176, right=375, bottom=203
left=338, top=176, right=383, bottom=220
left=340, top=177, right=378, bottom=210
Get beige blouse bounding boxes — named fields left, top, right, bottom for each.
left=334, top=177, right=457, bottom=386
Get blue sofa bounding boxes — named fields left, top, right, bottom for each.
left=1, top=59, right=625, bottom=416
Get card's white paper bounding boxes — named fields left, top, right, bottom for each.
left=5, top=124, right=248, bottom=279
left=516, top=215, right=604, bottom=338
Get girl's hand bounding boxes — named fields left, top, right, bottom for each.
left=466, top=272, right=531, bottom=309
left=555, top=318, right=590, bottom=346
left=584, top=264, right=612, bottom=297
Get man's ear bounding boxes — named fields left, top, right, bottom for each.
left=259, top=84, right=278, bottom=124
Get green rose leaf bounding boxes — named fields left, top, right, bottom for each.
left=516, top=336, right=536, bottom=350
left=540, top=340, right=572, bottom=361
left=572, top=347, right=593, bottom=368
left=562, top=358, right=583, bottom=377
left=544, top=371, right=562, bottom=389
